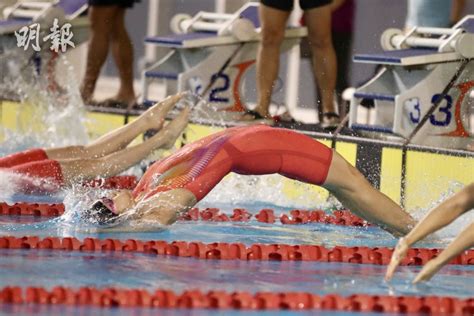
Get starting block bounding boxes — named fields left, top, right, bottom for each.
left=0, top=0, right=88, bottom=35
left=349, top=16, right=474, bottom=149
left=0, top=0, right=89, bottom=99
left=142, top=3, right=307, bottom=121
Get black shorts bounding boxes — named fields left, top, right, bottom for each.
left=88, top=0, right=140, bottom=8
left=261, top=0, right=332, bottom=11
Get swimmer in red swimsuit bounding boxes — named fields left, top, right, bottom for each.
left=0, top=94, right=189, bottom=194
left=88, top=124, right=416, bottom=236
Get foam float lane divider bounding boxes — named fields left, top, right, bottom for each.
left=181, top=208, right=372, bottom=227
left=0, top=286, right=473, bottom=313
left=1, top=236, right=473, bottom=266
left=0, top=200, right=371, bottom=228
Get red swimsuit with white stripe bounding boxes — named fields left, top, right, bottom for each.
left=132, top=125, right=333, bottom=202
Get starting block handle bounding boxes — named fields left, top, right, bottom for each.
left=7, top=8, right=39, bottom=19
left=414, top=26, right=459, bottom=36
left=382, top=26, right=474, bottom=58
left=179, top=11, right=235, bottom=33
left=395, top=36, right=445, bottom=49
left=200, top=12, right=233, bottom=21
left=170, top=7, right=258, bottom=41
left=184, top=20, right=222, bottom=33
left=19, top=2, right=53, bottom=10
left=4, top=1, right=58, bottom=20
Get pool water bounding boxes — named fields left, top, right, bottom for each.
left=1, top=249, right=473, bottom=299
left=1, top=161, right=473, bottom=315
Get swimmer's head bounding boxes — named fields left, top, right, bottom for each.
left=83, top=190, right=135, bottom=226
left=84, top=197, right=118, bottom=226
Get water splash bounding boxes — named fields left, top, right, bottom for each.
left=1, top=49, right=89, bottom=151
left=199, top=174, right=330, bottom=211
left=0, top=171, right=23, bottom=204
left=410, top=180, right=473, bottom=242
left=0, top=169, right=65, bottom=204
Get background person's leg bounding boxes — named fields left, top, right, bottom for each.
left=59, top=108, right=190, bottom=184
left=304, top=5, right=339, bottom=126
left=80, top=5, right=119, bottom=104
left=323, top=152, right=416, bottom=236
left=251, top=4, right=291, bottom=118
left=45, top=94, right=182, bottom=160
left=110, top=7, right=136, bottom=107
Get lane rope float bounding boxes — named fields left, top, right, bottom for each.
left=0, top=285, right=472, bottom=313
left=0, top=201, right=370, bottom=228
left=0, top=236, right=473, bottom=266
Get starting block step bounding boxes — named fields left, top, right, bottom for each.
left=0, top=19, right=30, bottom=35
left=144, top=71, right=178, bottom=80
left=354, top=48, right=461, bottom=66
left=351, top=123, right=394, bottom=134
left=142, top=100, right=157, bottom=108
left=145, top=32, right=218, bottom=48
left=353, top=92, right=395, bottom=102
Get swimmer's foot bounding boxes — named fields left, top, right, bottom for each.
left=144, top=93, right=185, bottom=130
left=159, top=106, right=191, bottom=149
left=239, top=110, right=274, bottom=125
left=273, top=111, right=297, bottom=123
left=94, top=98, right=131, bottom=109
left=320, top=112, right=341, bottom=130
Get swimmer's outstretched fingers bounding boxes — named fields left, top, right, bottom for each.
left=142, top=92, right=187, bottom=130
left=385, top=237, right=409, bottom=281
left=413, top=222, right=474, bottom=283
left=385, top=183, right=474, bottom=283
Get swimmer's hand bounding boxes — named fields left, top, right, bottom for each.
left=134, top=188, right=197, bottom=226
left=413, top=222, right=474, bottom=284
left=385, top=237, right=409, bottom=281
left=413, top=259, right=440, bottom=284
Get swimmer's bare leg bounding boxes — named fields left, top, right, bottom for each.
left=59, top=107, right=190, bottom=184
left=322, top=151, right=416, bottom=236
left=45, top=94, right=184, bottom=160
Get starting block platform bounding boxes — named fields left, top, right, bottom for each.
left=353, top=48, right=461, bottom=66
left=142, top=3, right=307, bottom=120
left=354, top=18, right=474, bottom=67
left=0, top=0, right=88, bottom=35
left=350, top=16, right=474, bottom=149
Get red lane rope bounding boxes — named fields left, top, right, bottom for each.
left=1, top=236, right=473, bottom=266
left=0, top=199, right=370, bottom=228
left=180, top=207, right=371, bottom=227
left=0, top=286, right=472, bottom=313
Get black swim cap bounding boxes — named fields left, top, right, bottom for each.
left=83, top=200, right=119, bottom=226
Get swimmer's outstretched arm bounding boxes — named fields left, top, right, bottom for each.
left=413, top=222, right=474, bottom=283
left=45, top=93, right=185, bottom=160
left=385, top=183, right=474, bottom=281
left=323, top=152, right=416, bottom=236
left=132, top=189, right=197, bottom=226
